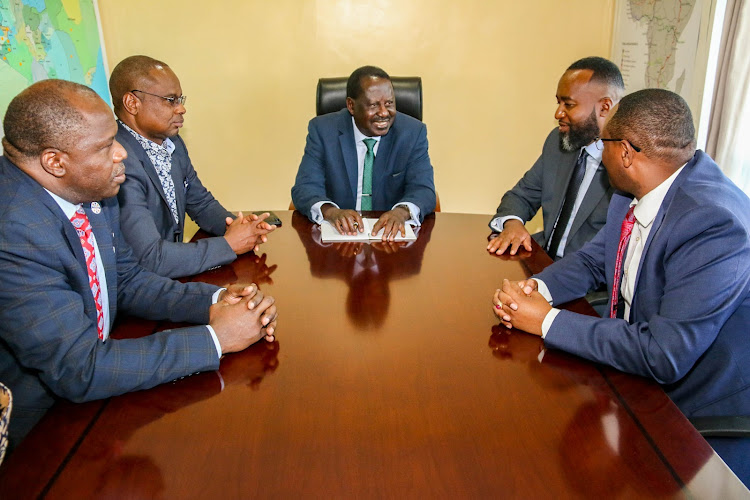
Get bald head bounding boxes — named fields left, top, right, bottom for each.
left=109, top=55, right=170, bottom=115
left=2, top=79, right=104, bottom=158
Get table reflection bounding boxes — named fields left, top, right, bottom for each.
left=292, top=212, right=434, bottom=331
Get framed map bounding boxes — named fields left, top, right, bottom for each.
left=0, top=0, right=109, bottom=136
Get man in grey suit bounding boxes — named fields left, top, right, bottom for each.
left=487, top=57, right=624, bottom=260
left=0, top=80, right=278, bottom=451
left=111, top=55, right=275, bottom=278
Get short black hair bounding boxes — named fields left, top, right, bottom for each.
left=109, top=55, right=169, bottom=114
left=3, top=79, right=100, bottom=157
left=346, top=66, right=391, bottom=100
left=606, top=88, right=696, bottom=161
left=568, top=56, right=625, bottom=95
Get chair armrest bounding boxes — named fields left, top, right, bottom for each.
left=689, top=416, right=750, bottom=437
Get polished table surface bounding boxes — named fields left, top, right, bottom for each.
left=2, top=211, right=748, bottom=498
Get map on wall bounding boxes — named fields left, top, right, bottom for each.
left=0, top=0, right=109, bottom=136
left=611, top=0, right=714, bottom=118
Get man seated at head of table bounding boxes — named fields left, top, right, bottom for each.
left=487, top=56, right=624, bottom=260
left=110, top=55, right=275, bottom=279
left=493, top=88, right=750, bottom=486
left=0, top=80, right=278, bottom=452
left=291, top=65, right=436, bottom=241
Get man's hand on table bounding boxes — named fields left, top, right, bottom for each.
left=492, top=278, right=548, bottom=336
left=371, top=206, right=410, bottom=241
left=224, top=211, right=276, bottom=255
left=212, top=283, right=278, bottom=351
left=487, top=219, right=533, bottom=255
left=322, top=205, right=364, bottom=235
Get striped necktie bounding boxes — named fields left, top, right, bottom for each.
left=70, top=207, right=105, bottom=340
left=361, top=138, right=376, bottom=211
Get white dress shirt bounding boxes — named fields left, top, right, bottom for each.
left=311, top=117, right=421, bottom=226
left=537, top=165, right=686, bottom=336
left=491, top=140, right=603, bottom=258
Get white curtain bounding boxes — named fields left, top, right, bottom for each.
left=705, top=0, right=750, bottom=195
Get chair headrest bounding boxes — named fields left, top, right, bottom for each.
left=316, top=76, right=423, bottom=121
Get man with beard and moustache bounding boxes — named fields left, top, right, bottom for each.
left=292, top=65, right=436, bottom=241
left=487, top=57, right=624, bottom=260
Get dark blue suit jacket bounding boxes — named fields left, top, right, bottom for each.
left=116, top=123, right=235, bottom=278
left=535, top=151, right=750, bottom=418
left=291, top=109, right=436, bottom=222
left=0, top=156, right=221, bottom=449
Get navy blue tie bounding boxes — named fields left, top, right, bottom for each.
left=547, top=150, right=588, bottom=259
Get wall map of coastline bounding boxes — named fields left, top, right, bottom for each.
left=0, top=0, right=109, bottom=136
left=611, top=0, right=703, bottom=98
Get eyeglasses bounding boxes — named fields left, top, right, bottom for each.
left=131, top=89, right=187, bottom=107
left=597, top=137, right=641, bottom=152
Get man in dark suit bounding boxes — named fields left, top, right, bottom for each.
left=488, top=57, right=624, bottom=260
left=291, top=65, right=436, bottom=241
left=0, top=80, right=278, bottom=451
left=110, top=55, right=275, bottom=278
left=493, top=89, right=750, bottom=485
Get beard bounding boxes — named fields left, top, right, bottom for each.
left=559, top=108, right=600, bottom=152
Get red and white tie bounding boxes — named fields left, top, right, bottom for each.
left=70, top=207, right=105, bottom=340
left=610, top=206, right=636, bottom=319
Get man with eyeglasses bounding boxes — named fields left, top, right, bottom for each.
left=110, top=55, right=275, bottom=278
left=487, top=57, right=624, bottom=260
left=493, top=89, right=750, bottom=486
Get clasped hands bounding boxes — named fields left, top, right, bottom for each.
left=224, top=211, right=276, bottom=255
left=322, top=205, right=410, bottom=241
left=492, top=278, right=551, bottom=337
left=211, top=283, right=278, bottom=354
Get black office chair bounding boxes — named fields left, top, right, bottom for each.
left=316, top=76, right=423, bottom=121
left=689, top=416, right=750, bottom=438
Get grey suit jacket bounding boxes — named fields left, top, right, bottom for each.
left=116, top=123, right=236, bottom=278
left=0, top=156, right=221, bottom=450
left=491, top=128, right=612, bottom=256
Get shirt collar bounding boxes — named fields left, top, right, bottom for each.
left=351, top=116, right=382, bottom=146
left=582, top=139, right=603, bottom=164
left=45, top=189, right=80, bottom=219
left=630, top=164, right=686, bottom=228
left=119, top=120, right=176, bottom=155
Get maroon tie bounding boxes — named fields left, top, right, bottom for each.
left=610, top=206, right=636, bottom=319
left=70, top=207, right=105, bottom=340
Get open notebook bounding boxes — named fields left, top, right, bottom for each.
left=320, top=218, right=417, bottom=242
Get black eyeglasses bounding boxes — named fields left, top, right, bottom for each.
left=131, top=89, right=187, bottom=107
left=598, top=137, right=641, bottom=152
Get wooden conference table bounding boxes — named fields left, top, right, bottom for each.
left=2, top=211, right=747, bottom=498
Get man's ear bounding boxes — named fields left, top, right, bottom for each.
left=40, top=148, right=67, bottom=178
left=121, top=91, right=140, bottom=116
left=598, top=97, right=614, bottom=118
left=620, top=141, right=635, bottom=169
left=346, top=97, right=355, bottom=116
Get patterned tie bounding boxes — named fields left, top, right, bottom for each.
left=547, top=150, right=588, bottom=259
left=361, top=138, right=376, bottom=211
left=70, top=207, right=105, bottom=340
left=610, top=206, right=636, bottom=319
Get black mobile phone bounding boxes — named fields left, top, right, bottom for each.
left=253, top=211, right=282, bottom=227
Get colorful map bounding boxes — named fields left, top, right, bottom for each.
left=0, top=0, right=109, bottom=136
left=611, top=0, right=703, bottom=99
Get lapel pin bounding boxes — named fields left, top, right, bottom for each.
left=91, top=202, right=101, bottom=214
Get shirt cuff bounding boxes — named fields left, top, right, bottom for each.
left=541, top=308, right=561, bottom=339
left=490, top=215, right=523, bottom=233
left=393, top=202, right=420, bottom=226
left=533, top=279, right=553, bottom=304
left=311, top=200, right=338, bottom=224
left=208, top=288, right=225, bottom=358
left=206, top=325, right=222, bottom=358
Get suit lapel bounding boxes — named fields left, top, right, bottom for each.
left=169, top=142, right=186, bottom=229
left=568, top=163, right=610, bottom=239
left=118, top=124, right=177, bottom=224
left=372, top=122, right=395, bottom=208
left=338, top=112, right=359, bottom=201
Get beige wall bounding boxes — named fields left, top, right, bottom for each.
left=99, top=0, right=615, bottom=224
